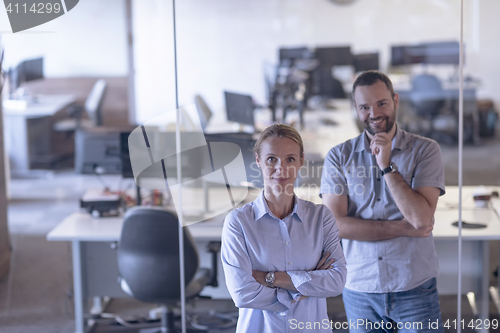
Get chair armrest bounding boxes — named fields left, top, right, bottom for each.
left=207, top=241, right=221, bottom=287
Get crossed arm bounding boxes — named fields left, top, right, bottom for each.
left=322, top=183, right=439, bottom=241
left=221, top=210, right=346, bottom=310
left=323, top=132, right=442, bottom=241
left=251, top=251, right=334, bottom=302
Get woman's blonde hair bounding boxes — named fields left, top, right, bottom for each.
left=252, top=124, right=304, bottom=157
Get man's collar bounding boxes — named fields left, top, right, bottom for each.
left=391, top=125, right=404, bottom=151
left=353, top=131, right=371, bottom=153
left=253, top=191, right=304, bottom=222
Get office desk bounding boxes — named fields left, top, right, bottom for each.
left=47, top=186, right=259, bottom=333
left=47, top=212, right=229, bottom=333
left=434, top=186, right=500, bottom=332
left=3, top=94, right=76, bottom=172
left=48, top=185, right=500, bottom=333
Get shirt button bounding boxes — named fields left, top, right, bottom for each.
left=378, top=257, right=383, bottom=260
left=377, top=178, right=381, bottom=181
left=284, top=241, right=290, bottom=245
left=303, top=291, right=307, bottom=295
left=377, top=198, right=381, bottom=201
left=288, top=262, right=291, bottom=265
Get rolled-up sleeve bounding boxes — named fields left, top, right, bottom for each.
left=412, top=140, right=446, bottom=195
left=221, top=211, right=292, bottom=312
left=286, top=207, right=347, bottom=297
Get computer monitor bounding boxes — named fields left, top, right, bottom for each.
left=391, top=41, right=460, bottom=66
left=11, top=57, right=44, bottom=89
left=75, top=129, right=122, bottom=175
left=224, top=91, right=255, bottom=127
left=353, top=53, right=380, bottom=72
left=391, top=45, right=426, bottom=66
left=315, top=46, right=353, bottom=68
left=421, top=41, right=460, bottom=65
left=205, top=133, right=262, bottom=187
left=279, top=47, right=309, bottom=64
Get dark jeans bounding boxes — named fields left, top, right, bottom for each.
left=342, top=278, right=443, bottom=333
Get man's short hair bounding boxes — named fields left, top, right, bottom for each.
left=352, top=70, right=395, bottom=101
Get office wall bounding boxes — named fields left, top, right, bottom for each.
left=132, top=0, right=500, bottom=123
left=468, top=0, right=500, bottom=102
left=0, top=0, right=128, bottom=77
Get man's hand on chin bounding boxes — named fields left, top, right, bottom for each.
left=370, top=132, right=392, bottom=169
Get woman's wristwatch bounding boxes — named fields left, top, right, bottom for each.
left=265, top=271, right=276, bottom=288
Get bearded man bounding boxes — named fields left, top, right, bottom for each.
left=321, top=70, right=445, bottom=332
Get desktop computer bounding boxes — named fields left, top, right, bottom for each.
left=8, top=57, right=44, bottom=97
left=279, top=47, right=310, bottom=66
left=353, top=53, right=380, bottom=72
left=314, top=46, right=353, bottom=68
left=204, top=133, right=263, bottom=188
left=224, top=91, right=256, bottom=130
left=75, top=128, right=123, bottom=175
left=391, top=41, right=460, bottom=66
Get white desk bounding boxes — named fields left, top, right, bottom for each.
left=48, top=185, right=500, bottom=333
left=3, top=94, right=76, bottom=172
left=47, top=212, right=229, bottom=333
left=434, top=186, right=500, bottom=332
left=47, top=186, right=258, bottom=333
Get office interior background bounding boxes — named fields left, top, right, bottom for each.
left=1, top=0, right=500, bottom=332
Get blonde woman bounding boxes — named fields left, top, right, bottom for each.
left=221, top=124, right=347, bottom=333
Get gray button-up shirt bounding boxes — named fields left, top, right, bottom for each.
left=320, top=126, right=445, bottom=293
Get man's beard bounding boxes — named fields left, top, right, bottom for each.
left=364, top=114, right=395, bottom=136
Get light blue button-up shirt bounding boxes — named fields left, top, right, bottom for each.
left=320, top=127, right=445, bottom=293
left=221, top=191, right=347, bottom=333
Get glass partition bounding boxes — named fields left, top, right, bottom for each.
left=130, top=0, right=500, bottom=330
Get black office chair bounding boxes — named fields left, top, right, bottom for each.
left=409, top=74, right=445, bottom=139
left=312, top=67, right=346, bottom=102
left=117, top=207, right=225, bottom=333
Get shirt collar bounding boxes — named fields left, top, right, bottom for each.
left=391, top=125, right=405, bottom=151
left=354, top=125, right=404, bottom=153
left=253, top=191, right=304, bottom=222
